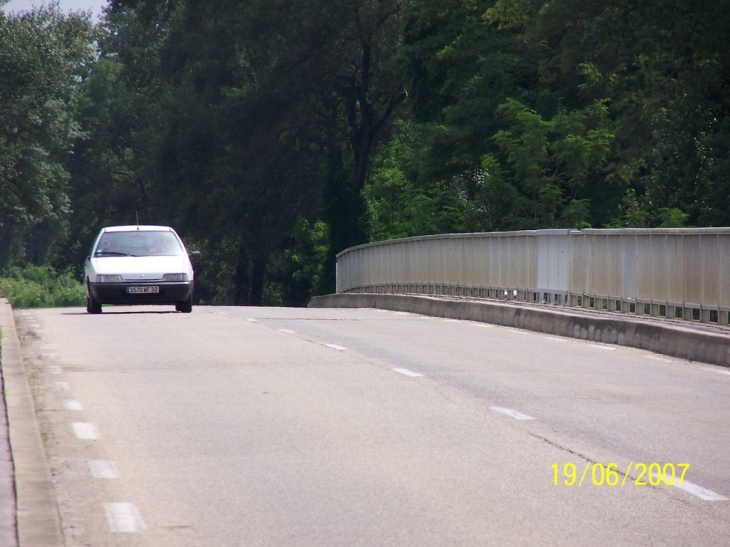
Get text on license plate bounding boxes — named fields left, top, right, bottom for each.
left=127, top=286, right=159, bottom=294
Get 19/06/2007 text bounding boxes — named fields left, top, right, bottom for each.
left=552, top=462, right=689, bottom=487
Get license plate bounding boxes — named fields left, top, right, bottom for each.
left=127, top=286, right=159, bottom=294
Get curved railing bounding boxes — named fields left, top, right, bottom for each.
left=336, top=228, right=730, bottom=325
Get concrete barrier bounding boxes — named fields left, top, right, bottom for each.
left=309, top=293, right=730, bottom=367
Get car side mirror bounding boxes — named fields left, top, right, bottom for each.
left=189, top=251, right=201, bottom=261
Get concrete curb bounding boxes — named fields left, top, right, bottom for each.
left=0, top=299, right=64, bottom=547
left=309, top=293, right=730, bottom=368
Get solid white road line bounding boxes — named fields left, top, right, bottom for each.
left=546, top=337, right=567, bottom=342
left=103, top=503, right=146, bottom=532
left=395, top=312, right=409, bottom=315
left=491, top=407, right=535, bottom=420
left=507, top=329, right=528, bottom=335
left=72, top=422, right=99, bottom=440
left=246, top=318, right=258, bottom=323
left=88, top=460, right=119, bottom=479
left=325, top=344, right=347, bottom=351
left=704, top=367, right=730, bottom=377
left=443, top=319, right=461, bottom=323
left=588, top=344, right=616, bottom=351
left=645, top=355, right=673, bottom=362
left=278, top=329, right=295, bottom=334
left=471, top=323, right=493, bottom=328
left=55, top=382, right=70, bottom=391
left=63, top=399, right=83, bottom=411
left=392, top=368, right=424, bottom=378
left=48, top=366, right=63, bottom=374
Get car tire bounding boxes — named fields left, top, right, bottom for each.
left=87, top=286, right=102, bottom=314
left=176, top=294, right=193, bottom=313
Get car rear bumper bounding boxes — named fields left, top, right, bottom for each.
left=89, top=281, right=194, bottom=305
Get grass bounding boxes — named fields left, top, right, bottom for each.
left=0, top=265, right=85, bottom=308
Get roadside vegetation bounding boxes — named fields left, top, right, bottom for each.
left=1, top=1, right=728, bottom=306
left=0, top=266, right=85, bottom=309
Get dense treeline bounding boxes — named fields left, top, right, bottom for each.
left=1, top=0, right=729, bottom=306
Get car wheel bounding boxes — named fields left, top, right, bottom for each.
left=87, top=286, right=102, bottom=314
left=176, top=293, right=193, bottom=313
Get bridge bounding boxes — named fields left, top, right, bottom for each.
left=312, top=228, right=730, bottom=366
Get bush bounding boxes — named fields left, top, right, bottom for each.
left=0, top=265, right=85, bottom=308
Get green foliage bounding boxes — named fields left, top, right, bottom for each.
left=487, top=98, right=613, bottom=228
left=0, top=265, right=85, bottom=308
left=365, top=121, right=461, bottom=239
left=286, top=219, right=330, bottom=297
left=262, top=218, right=333, bottom=306
left=0, top=5, right=93, bottom=270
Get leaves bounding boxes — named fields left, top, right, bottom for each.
left=0, top=5, right=93, bottom=269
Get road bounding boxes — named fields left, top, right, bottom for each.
left=16, top=305, right=730, bottom=546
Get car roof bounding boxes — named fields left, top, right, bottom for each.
left=100, top=225, right=174, bottom=233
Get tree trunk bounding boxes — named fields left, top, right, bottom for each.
left=234, top=244, right=251, bottom=305
left=249, top=255, right=267, bottom=306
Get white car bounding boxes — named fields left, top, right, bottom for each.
left=84, top=225, right=199, bottom=314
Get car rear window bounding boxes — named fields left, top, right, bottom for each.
left=94, top=231, right=184, bottom=257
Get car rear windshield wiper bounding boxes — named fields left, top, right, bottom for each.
left=94, top=251, right=137, bottom=257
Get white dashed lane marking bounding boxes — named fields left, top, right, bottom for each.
left=246, top=318, right=258, bottom=323
left=325, top=344, right=347, bottom=351
left=103, top=503, right=146, bottom=532
left=88, top=460, right=119, bottom=479
left=674, top=480, right=728, bottom=501
left=72, top=422, right=99, bottom=440
left=393, top=368, right=424, bottom=378
left=41, top=353, right=58, bottom=360
left=704, top=367, right=730, bottom=377
left=491, top=407, right=535, bottom=420
left=650, top=472, right=729, bottom=501
left=444, top=319, right=461, bottom=323
left=63, top=400, right=83, bottom=411
left=278, top=329, right=295, bottom=334
left=507, top=329, right=528, bottom=335
left=471, top=323, right=493, bottom=328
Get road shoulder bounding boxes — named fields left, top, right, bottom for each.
left=309, top=293, right=730, bottom=367
left=0, top=298, right=64, bottom=547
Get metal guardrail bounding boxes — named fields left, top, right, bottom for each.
left=336, top=228, right=730, bottom=325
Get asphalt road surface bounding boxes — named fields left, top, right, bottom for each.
left=16, top=305, right=730, bottom=547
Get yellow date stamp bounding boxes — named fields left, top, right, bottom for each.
left=552, top=462, right=690, bottom=487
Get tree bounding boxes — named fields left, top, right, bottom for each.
left=0, top=4, right=93, bottom=270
